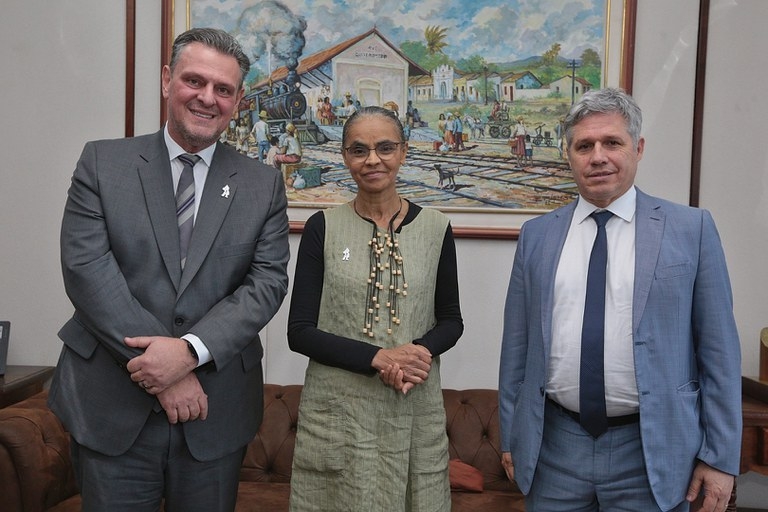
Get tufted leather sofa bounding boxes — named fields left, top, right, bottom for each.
left=0, top=384, right=524, bottom=511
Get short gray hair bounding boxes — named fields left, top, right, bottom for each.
left=342, top=106, right=406, bottom=146
left=170, top=28, right=250, bottom=88
left=564, top=88, right=642, bottom=148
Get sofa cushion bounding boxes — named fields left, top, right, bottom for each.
left=451, top=489, right=526, bottom=509
left=240, top=384, right=302, bottom=484
left=236, top=481, right=290, bottom=512
left=442, top=388, right=519, bottom=493
left=449, top=458, right=484, bottom=492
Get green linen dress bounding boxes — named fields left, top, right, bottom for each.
left=289, top=203, right=451, bottom=512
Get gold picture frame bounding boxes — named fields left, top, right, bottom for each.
left=149, top=0, right=638, bottom=238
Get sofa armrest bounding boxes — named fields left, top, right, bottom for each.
left=0, top=391, right=78, bottom=511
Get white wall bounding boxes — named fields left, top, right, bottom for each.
left=0, top=1, right=125, bottom=365
left=2, top=0, right=766, bottom=506
left=699, top=0, right=768, bottom=383
left=695, top=2, right=768, bottom=504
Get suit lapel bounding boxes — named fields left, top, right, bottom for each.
left=541, top=201, right=576, bottom=358
left=633, top=189, right=665, bottom=331
left=137, top=133, right=183, bottom=289
left=178, top=144, right=238, bottom=295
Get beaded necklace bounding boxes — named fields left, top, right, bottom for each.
left=354, top=198, right=409, bottom=338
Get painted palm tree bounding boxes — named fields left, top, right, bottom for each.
left=424, top=25, right=448, bottom=55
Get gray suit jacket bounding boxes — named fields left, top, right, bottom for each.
left=499, top=188, right=741, bottom=510
left=50, top=130, right=290, bottom=461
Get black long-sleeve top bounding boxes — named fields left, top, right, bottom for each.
left=287, top=202, right=463, bottom=374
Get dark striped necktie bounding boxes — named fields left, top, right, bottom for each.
left=176, top=153, right=200, bottom=269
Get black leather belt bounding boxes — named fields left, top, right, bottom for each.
left=547, top=398, right=639, bottom=427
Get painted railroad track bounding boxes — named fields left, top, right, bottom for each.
left=299, top=142, right=577, bottom=209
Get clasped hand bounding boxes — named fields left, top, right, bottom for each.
left=124, top=336, right=208, bottom=424
left=372, top=344, right=433, bottom=394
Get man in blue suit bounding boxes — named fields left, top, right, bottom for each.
left=499, top=88, right=741, bottom=512
left=49, top=28, right=289, bottom=511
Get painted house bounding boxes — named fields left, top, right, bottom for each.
left=431, top=64, right=456, bottom=101
left=409, top=74, right=434, bottom=102
left=426, top=67, right=545, bottom=104
left=498, top=71, right=545, bottom=101
left=453, top=72, right=470, bottom=102
left=250, top=28, right=428, bottom=120
left=548, top=75, right=593, bottom=101
left=465, top=71, right=501, bottom=103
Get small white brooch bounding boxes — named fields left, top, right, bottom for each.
left=342, top=248, right=350, bottom=261
left=221, top=185, right=230, bottom=198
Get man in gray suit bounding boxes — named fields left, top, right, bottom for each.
left=499, top=88, right=741, bottom=512
left=49, top=28, right=290, bottom=511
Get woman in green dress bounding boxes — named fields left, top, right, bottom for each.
left=287, top=106, right=463, bottom=511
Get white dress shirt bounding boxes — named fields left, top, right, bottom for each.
left=547, top=187, right=639, bottom=416
left=164, top=126, right=215, bottom=222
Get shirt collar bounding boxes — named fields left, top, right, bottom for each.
left=163, top=124, right=216, bottom=167
left=575, top=186, right=637, bottom=224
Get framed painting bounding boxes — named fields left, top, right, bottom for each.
left=159, top=0, right=637, bottom=238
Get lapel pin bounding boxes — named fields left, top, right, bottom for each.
left=342, top=248, right=350, bottom=261
left=222, top=185, right=230, bottom=198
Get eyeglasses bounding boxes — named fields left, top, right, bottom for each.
left=344, top=142, right=402, bottom=161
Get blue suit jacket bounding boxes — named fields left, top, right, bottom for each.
left=499, top=188, right=741, bottom=510
left=50, top=131, right=290, bottom=461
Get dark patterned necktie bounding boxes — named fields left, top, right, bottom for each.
left=176, top=154, right=200, bottom=269
left=579, top=210, right=613, bottom=438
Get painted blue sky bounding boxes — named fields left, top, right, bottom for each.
left=191, top=0, right=606, bottom=72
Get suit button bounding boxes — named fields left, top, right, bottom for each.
left=174, top=317, right=184, bottom=326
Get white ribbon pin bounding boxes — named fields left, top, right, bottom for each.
left=221, top=185, right=230, bottom=198
left=342, top=248, right=350, bottom=261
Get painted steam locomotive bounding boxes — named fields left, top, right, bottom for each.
left=245, top=70, right=326, bottom=144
